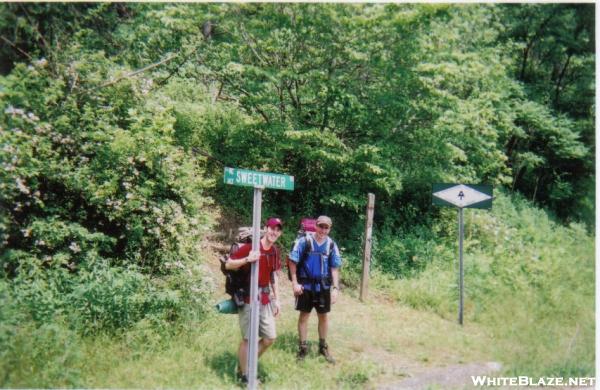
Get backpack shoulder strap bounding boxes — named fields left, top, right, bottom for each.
left=300, top=233, right=312, bottom=261
left=307, top=233, right=314, bottom=252
left=273, top=244, right=281, bottom=270
left=229, top=242, right=240, bottom=257
left=326, top=239, right=336, bottom=273
left=269, top=244, right=281, bottom=283
left=296, top=234, right=312, bottom=278
left=326, top=238, right=334, bottom=256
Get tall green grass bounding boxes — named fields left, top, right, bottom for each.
left=0, top=311, right=386, bottom=389
left=374, top=191, right=594, bottom=376
left=0, top=256, right=214, bottom=387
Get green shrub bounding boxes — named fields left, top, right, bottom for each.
left=1, top=249, right=212, bottom=335
left=384, top=191, right=594, bottom=376
left=0, top=320, right=83, bottom=388
left=0, top=37, right=215, bottom=337
left=0, top=54, right=213, bottom=274
left=372, top=224, right=450, bottom=279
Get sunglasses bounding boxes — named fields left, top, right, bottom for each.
left=317, top=224, right=330, bottom=229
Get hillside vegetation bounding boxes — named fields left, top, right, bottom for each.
left=0, top=3, right=594, bottom=387
left=372, top=192, right=594, bottom=378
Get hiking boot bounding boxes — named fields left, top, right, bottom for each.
left=319, top=340, right=336, bottom=364
left=237, top=372, right=248, bottom=384
left=237, top=373, right=261, bottom=386
left=297, top=341, right=309, bottom=361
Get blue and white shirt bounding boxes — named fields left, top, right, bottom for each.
left=289, top=234, right=342, bottom=292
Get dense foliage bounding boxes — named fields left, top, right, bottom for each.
left=383, top=192, right=594, bottom=377
left=0, top=3, right=215, bottom=339
left=183, top=4, right=593, bottom=230
left=0, top=3, right=594, bottom=384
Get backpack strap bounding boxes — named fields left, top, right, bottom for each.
left=322, top=238, right=334, bottom=286
left=327, top=239, right=335, bottom=281
left=274, top=244, right=281, bottom=268
left=270, top=244, right=281, bottom=284
left=315, top=238, right=335, bottom=288
left=298, top=233, right=312, bottom=263
left=296, top=234, right=313, bottom=281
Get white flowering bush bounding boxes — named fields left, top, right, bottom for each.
left=0, top=55, right=214, bottom=333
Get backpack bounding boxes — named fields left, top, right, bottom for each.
left=220, top=227, right=253, bottom=307
left=286, top=218, right=335, bottom=286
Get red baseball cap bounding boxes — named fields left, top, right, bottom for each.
left=266, top=217, right=283, bottom=229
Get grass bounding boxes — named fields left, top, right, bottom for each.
left=1, top=192, right=593, bottom=388
left=2, top=278, right=496, bottom=388
left=373, top=192, right=595, bottom=378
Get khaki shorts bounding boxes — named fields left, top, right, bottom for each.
left=238, top=302, right=276, bottom=340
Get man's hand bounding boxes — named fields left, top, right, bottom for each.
left=292, top=282, right=304, bottom=297
left=331, top=287, right=339, bottom=304
left=272, top=299, right=281, bottom=317
left=246, top=250, right=260, bottom=263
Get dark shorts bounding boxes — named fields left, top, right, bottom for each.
left=295, top=289, right=331, bottom=314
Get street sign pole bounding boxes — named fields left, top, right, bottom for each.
left=458, top=207, right=464, bottom=326
left=247, top=186, right=262, bottom=390
left=223, top=167, right=293, bottom=390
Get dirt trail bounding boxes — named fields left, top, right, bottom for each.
left=209, top=230, right=503, bottom=389
left=377, top=361, right=502, bottom=389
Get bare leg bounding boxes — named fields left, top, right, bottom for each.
left=238, top=337, right=275, bottom=381
left=238, top=339, right=248, bottom=375
left=258, top=338, right=275, bottom=356
left=317, top=312, right=328, bottom=340
left=298, top=311, right=311, bottom=342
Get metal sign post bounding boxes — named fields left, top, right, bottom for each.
left=458, top=207, right=464, bottom=325
left=247, top=186, right=262, bottom=390
left=432, top=183, right=492, bottom=326
left=224, top=167, right=294, bottom=390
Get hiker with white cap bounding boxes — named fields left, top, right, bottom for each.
left=288, top=215, right=342, bottom=364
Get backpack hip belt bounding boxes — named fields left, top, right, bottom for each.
left=297, top=276, right=333, bottom=291
left=260, top=286, right=271, bottom=294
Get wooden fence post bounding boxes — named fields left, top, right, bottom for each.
left=360, top=193, right=375, bottom=302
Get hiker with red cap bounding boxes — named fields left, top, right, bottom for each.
left=288, top=215, right=342, bottom=364
left=225, top=217, right=283, bottom=384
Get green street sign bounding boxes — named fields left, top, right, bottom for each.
left=432, top=183, right=493, bottom=209
left=224, top=167, right=294, bottom=191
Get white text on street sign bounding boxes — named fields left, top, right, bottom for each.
left=224, top=167, right=294, bottom=191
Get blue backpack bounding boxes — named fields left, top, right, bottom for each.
left=286, top=219, right=335, bottom=288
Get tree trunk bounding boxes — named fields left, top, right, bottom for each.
left=554, top=52, right=572, bottom=108
left=532, top=174, right=541, bottom=202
